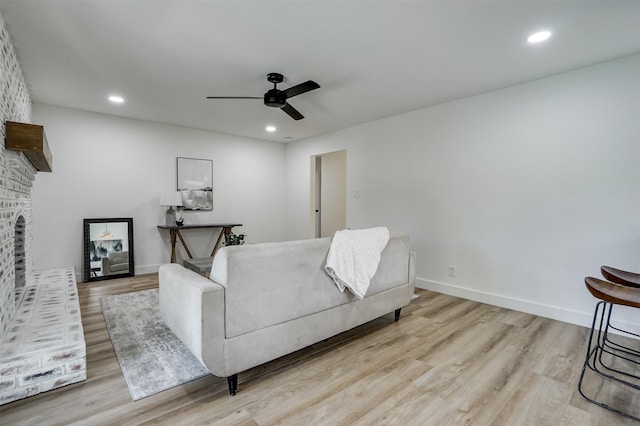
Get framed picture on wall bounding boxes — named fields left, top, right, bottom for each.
left=177, top=157, right=213, bottom=211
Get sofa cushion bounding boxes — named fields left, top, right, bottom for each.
left=210, top=231, right=410, bottom=339
left=109, top=251, right=128, bottom=265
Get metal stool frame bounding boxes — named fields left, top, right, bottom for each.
left=578, top=299, right=640, bottom=421
left=597, top=266, right=640, bottom=377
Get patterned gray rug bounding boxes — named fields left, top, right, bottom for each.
left=100, top=289, right=210, bottom=401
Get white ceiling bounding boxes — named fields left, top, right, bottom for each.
left=1, top=1, right=639, bottom=143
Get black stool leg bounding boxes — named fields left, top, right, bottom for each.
left=596, top=304, right=640, bottom=381
left=579, top=301, right=640, bottom=421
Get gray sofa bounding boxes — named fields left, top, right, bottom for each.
left=159, top=231, right=415, bottom=395
left=101, top=251, right=129, bottom=275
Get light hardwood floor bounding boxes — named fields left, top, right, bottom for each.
left=1, top=274, right=638, bottom=425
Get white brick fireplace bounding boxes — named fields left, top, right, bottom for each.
left=0, top=13, right=86, bottom=405
left=0, top=10, right=35, bottom=358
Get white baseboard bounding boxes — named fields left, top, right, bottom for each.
left=135, top=264, right=161, bottom=276
left=416, top=278, right=640, bottom=337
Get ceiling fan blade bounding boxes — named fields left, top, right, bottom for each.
left=281, top=102, right=304, bottom=120
left=206, top=96, right=262, bottom=99
left=282, top=80, right=320, bottom=99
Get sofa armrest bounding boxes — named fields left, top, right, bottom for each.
left=101, top=256, right=109, bottom=274
left=159, top=263, right=225, bottom=373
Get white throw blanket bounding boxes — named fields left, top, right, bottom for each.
left=324, top=227, right=390, bottom=299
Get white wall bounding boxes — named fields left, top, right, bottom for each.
left=32, top=104, right=287, bottom=277
left=284, top=55, right=640, bottom=330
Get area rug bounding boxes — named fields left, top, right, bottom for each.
left=100, top=289, right=210, bottom=400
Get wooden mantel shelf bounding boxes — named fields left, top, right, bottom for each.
left=5, top=121, right=53, bottom=172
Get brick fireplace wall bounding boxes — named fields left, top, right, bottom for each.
left=0, top=13, right=86, bottom=405
left=0, top=12, right=34, bottom=341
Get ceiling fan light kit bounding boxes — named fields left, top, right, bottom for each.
left=207, top=73, right=320, bottom=121
left=264, top=91, right=286, bottom=108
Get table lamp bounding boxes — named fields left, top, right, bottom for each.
left=160, top=191, right=184, bottom=226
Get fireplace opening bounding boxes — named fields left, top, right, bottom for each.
left=15, top=215, right=26, bottom=302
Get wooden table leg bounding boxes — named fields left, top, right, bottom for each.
left=175, top=228, right=194, bottom=259
left=170, top=229, right=178, bottom=263
left=210, top=227, right=228, bottom=257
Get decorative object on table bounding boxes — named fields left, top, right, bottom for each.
left=177, top=157, right=213, bottom=211
left=100, top=289, right=210, bottom=400
left=83, top=218, right=134, bottom=282
left=160, top=191, right=183, bottom=226
left=225, top=232, right=246, bottom=246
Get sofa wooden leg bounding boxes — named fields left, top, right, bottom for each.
left=394, top=308, right=401, bottom=321
left=227, top=374, right=238, bottom=396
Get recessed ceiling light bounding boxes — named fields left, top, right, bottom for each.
left=527, top=30, right=551, bottom=44
left=266, top=125, right=276, bottom=133
left=108, top=95, right=125, bottom=103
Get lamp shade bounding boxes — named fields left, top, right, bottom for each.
left=160, top=191, right=184, bottom=206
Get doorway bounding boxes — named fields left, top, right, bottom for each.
left=310, top=150, right=347, bottom=238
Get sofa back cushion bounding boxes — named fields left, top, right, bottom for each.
left=210, top=231, right=410, bottom=338
left=109, top=251, right=128, bottom=265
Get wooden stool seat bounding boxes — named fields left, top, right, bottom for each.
left=601, top=265, right=640, bottom=288
left=585, top=277, right=640, bottom=308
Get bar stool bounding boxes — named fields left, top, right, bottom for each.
left=579, top=277, right=640, bottom=421
left=598, top=266, right=640, bottom=356
left=601, top=265, right=640, bottom=288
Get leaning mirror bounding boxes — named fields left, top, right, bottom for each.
left=83, top=218, right=134, bottom=282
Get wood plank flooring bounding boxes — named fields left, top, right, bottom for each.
left=1, top=274, right=638, bottom=425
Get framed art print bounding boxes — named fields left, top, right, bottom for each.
left=177, top=157, right=213, bottom=211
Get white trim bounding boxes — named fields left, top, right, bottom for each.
left=416, top=277, right=640, bottom=337
left=135, top=264, right=161, bottom=276
left=74, top=264, right=160, bottom=282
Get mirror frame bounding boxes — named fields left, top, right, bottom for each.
left=83, top=217, right=134, bottom=282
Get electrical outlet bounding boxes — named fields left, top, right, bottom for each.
left=448, top=266, right=456, bottom=277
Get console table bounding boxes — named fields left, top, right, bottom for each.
left=157, top=223, right=242, bottom=263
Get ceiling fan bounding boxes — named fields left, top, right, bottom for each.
left=206, top=73, right=320, bottom=120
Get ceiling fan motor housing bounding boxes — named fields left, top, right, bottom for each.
left=266, top=72, right=284, bottom=84
left=264, top=89, right=287, bottom=108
